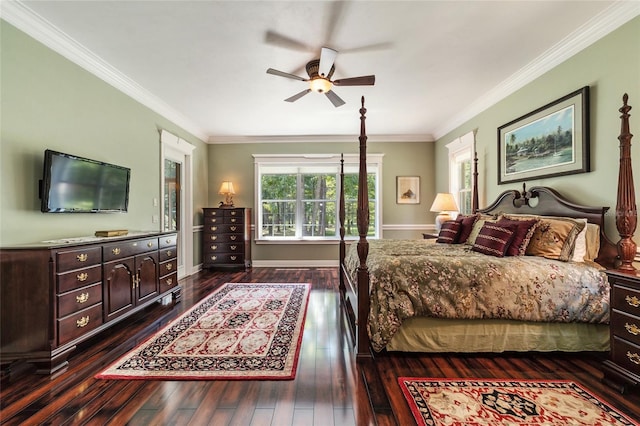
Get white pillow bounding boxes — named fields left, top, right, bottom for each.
left=571, top=219, right=588, bottom=262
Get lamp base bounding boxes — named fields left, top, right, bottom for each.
left=434, top=212, right=452, bottom=233
left=218, top=202, right=235, bottom=208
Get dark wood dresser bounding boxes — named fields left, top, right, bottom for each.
left=0, top=231, right=179, bottom=375
left=202, top=207, right=251, bottom=270
left=603, top=269, right=640, bottom=393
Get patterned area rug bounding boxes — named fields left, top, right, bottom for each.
left=96, top=283, right=310, bottom=380
left=398, top=378, right=639, bottom=425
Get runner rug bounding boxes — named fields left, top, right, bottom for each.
left=96, top=283, right=310, bottom=380
left=398, top=377, right=638, bottom=426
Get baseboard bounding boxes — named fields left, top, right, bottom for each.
left=251, top=259, right=339, bottom=268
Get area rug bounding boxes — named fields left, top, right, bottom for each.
left=398, top=377, right=638, bottom=426
left=96, top=283, right=310, bottom=380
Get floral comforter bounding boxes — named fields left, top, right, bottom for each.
left=343, top=240, right=610, bottom=352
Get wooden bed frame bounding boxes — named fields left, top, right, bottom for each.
left=339, top=94, right=635, bottom=360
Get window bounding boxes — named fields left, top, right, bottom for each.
left=254, top=154, right=382, bottom=241
left=446, top=131, right=475, bottom=215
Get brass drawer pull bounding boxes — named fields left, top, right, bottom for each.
left=625, top=322, right=640, bottom=336
left=77, top=272, right=89, bottom=282
left=230, top=245, right=237, bottom=250
left=166, top=278, right=173, bottom=286
left=76, top=316, right=90, bottom=328
left=210, top=235, right=218, bottom=241
left=230, top=211, right=237, bottom=216
left=76, top=253, right=88, bottom=262
left=626, top=295, right=640, bottom=308
left=166, top=238, right=173, bottom=244
left=230, top=256, right=237, bottom=261
left=167, top=250, right=173, bottom=257
left=627, top=351, right=640, bottom=365
left=210, top=255, right=217, bottom=261
left=230, top=218, right=237, bottom=223
left=210, top=226, right=217, bottom=232
left=76, top=293, right=90, bottom=304
left=230, top=226, right=237, bottom=231
left=166, top=263, right=173, bottom=271
left=210, top=245, right=218, bottom=250
left=147, top=242, right=154, bottom=248
left=112, top=247, right=121, bottom=255
left=230, top=235, right=237, bottom=241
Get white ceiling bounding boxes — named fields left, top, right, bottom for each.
left=3, top=1, right=638, bottom=143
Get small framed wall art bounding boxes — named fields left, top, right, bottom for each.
left=396, top=176, right=420, bottom=204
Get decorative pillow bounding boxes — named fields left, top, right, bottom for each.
left=455, top=214, right=478, bottom=244
left=466, top=219, right=496, bottom=246
left=571, top=219, right=588, bottom=262
left=522, top=217, right=586, bottom=261
left=496, top=217, right=539, bottom=256
left=584, top=223, right=601, bottom=262
left=436, top=220, right=461, bottom=244
left=471, top=223, right=516, bottom=257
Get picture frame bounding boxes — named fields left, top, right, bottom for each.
left=497, top=86, right=590, bottom=185
left=396, top=176, right=420, bottom=204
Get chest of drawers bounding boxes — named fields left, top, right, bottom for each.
left=0, top=232, right=179, bottom=375
left=202, top=208, right=251, bottom=270
left=603, top=269, right=640, bottom=393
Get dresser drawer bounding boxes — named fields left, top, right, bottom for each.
left=57, top=303, right=103, bottom=346
left=611, top=283, right=640, bottom=317
left=611, top=309, right=640, bottom=346
left=160, top=272, right=178, bottom=290
left=204, top=215, right=221, bottom=225
left=204, top=224, right=244, bottom=234
left=159, top=247, right=177, bottom=262
left=159, top=259, right=177, bottom=277
left=159, top=234, right=177, bottom=249
left=203, top=233, right=243, bottom=243
left=57, top=264, right=102, bottom=293
left=205, top=253, right=245, bottom=264
left=204, top=242, right=244, bottom=253
left=56, top=247, right=102, bottom=273
left=611, top=336, right=640, bottom=376
left=57, top=283, right=103, bottom=318
left=103, top=238, right=158, bottom=261
left=224, top=215, right=244, bottom=225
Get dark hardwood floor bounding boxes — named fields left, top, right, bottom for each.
left=1, top=267, right=639, bottom=425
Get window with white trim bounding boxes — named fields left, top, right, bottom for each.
left=254, top=154, right=382, bottom=241
left=446, top=131, right=474, bottom=215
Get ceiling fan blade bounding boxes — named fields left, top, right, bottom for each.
left=318, top=47, right=338, bottom=78
left=266, top=68, right=307, bottom=81
left=324, top=0, right=348, bottom=46
left=325, top=90, right=345, bottom=107
left=285, top=89, right=312, bottom=103
left=340, top=42, right=394, bottom=54
left=333, top=75, right=375, bottom=86
left=264, top=30, right=312, bottom=52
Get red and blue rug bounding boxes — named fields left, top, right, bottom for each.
left=96, top=283, right=310, bottom=380
left=398, top=377, right=638, bottom=425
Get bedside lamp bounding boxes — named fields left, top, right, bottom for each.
left=430, top=193, right=458, bottom=232
left=218, top=181, right=236, bottom=208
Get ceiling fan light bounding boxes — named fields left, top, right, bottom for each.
left=309, top=77, right=332, bottom=93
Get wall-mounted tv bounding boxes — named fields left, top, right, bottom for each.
left=40, top=150, right=131, bottom=213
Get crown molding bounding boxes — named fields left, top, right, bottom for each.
left=432, top=1, right=640, bottom=140
left=1, top=0, right=209, bottom=142
left=208, top=133, right=434, bottom=144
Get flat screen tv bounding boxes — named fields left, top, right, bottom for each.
left=40, top=150, right=131, bottom=213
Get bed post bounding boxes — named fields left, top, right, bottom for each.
left=472, top=150, right=479, bottom=213
left=339, top=154, right=346, bottom=296
left=356, top=97, right=372, bottom=360
left=615, top=94, right=637, bottom=271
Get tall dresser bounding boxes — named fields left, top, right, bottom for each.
left=603, top=269, right=640, bottom=393
left=202, top=207, right=251, bottom=270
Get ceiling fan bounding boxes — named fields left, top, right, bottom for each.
left=266, top=47, right=375, bottom=107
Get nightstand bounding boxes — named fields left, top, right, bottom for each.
left=422, top=233, right=439, bottom=240
left=602, top=269, right=640, bottom=394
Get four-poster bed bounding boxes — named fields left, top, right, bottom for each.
left=339, top=95, right=635, bottom=361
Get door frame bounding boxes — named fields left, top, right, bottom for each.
left=160, top=129, right=195, bottom=279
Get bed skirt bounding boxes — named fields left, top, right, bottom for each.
left=385, top=317, right=609, bottom=353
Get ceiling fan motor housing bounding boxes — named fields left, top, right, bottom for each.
left=306, top=59, right=335, bottom=80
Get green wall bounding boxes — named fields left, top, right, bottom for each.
left=434, top=17, right=640, bottom=242
left=0, top=21, right=209, bottom=267
left=207, top=141, right=434, bottom=264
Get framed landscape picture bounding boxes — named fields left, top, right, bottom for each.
left=497, top=86, right=590, bottom=184
left=396, top=176, right=420, bottom=204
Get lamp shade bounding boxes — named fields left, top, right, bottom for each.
left=430, top=193, right=458, bottom=213
left=218, top=181, right=235, bottom=195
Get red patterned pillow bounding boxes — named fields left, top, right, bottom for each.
left=472, top=223, right=516, bottom=257
left=455, top=214, right=479, bottom=244
left=496, top=217, right=539, bottom=256
left=436, top=220, right=461, bottom=244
